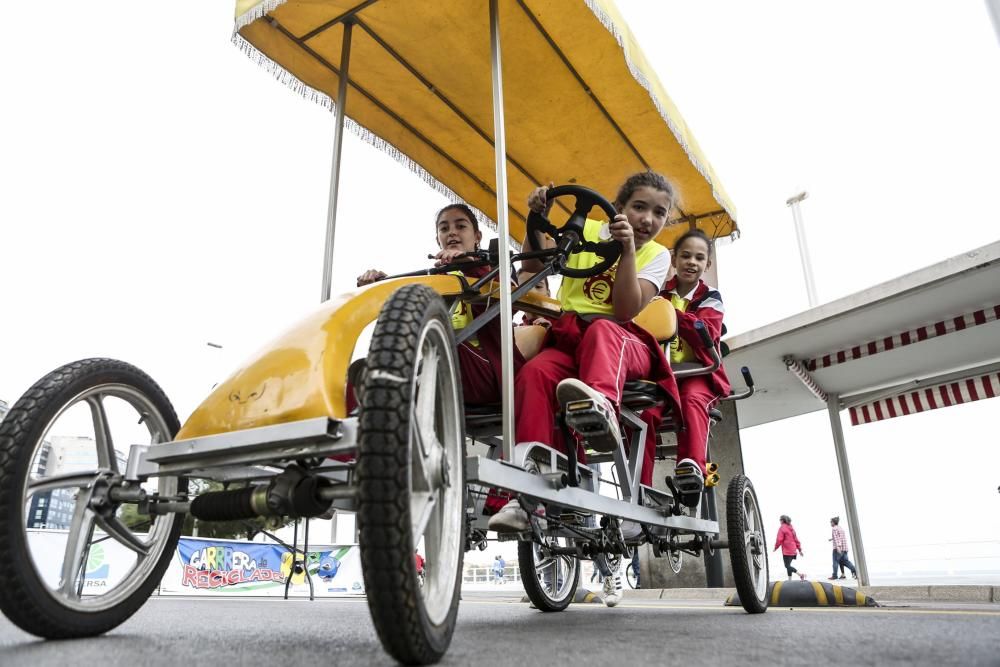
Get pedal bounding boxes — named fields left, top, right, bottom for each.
left=672, top=462, right=704, bottom=509
left=563, top=399, right=613, bottom=438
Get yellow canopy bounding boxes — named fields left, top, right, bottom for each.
left=234, top=0, right=737, bottom=248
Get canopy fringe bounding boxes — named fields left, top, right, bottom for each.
left=583, top=0, right=737, bottom=235
left=234, top=0, right=288, bottom=33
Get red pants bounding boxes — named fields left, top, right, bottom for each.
left=457, top=342, right=502, bottom=404
left=515, top=318, right=653, bottom=458
left=639, top=374, right=722, bottom=485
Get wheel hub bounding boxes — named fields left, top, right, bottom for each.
left=87, top=472, right=121, bottom=518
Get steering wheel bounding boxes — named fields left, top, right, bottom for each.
left=526, top=184, right=622, bottom=278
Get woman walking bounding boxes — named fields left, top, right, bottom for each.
left=773, top=515, right=807, bottom=581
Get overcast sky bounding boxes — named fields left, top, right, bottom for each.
left=1, top=1, right=998, bottom=580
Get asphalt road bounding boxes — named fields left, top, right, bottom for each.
left=1, top=593, right=999, bottom=666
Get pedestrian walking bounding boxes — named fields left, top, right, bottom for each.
left=773, top=514, right=806, bottom=581
left=493, top=555, right=506, bottom=584
left=828, top=516, right=858, bottom=580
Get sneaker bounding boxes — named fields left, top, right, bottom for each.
left=672, top=458, right=704, bottom=508
left=620, top=520, right=643, bottom=541
left=488, top=499, right=528, bottom=533
left=602, top=573, right=624, bottom=607
left=798, top=572, right=807, bottom=581
left=828, top=576, right=839, bottom=580
left=488, top=499, right=545, bottom=533
left=838, top=575, right=847, bottom=580
left=556, top=379, right=622, bottom=453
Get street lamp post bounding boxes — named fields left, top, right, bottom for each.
left=988, top=0, right=1000, bottom=46
left=785, top=191, right=819, bottom=307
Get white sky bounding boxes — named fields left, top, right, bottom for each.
left=1, top=1, right=998, bottom=581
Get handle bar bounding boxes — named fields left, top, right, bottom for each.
left=673, top=321, right=721, bottom=380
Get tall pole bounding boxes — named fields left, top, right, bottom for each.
left=786, top=191, right=818, bottom=307
left=827, top=394, right=869, bottom=585
left=987, top=0, right=1000, bottom=46
left=320, top=21, right=354, bottom=302
left=489, top=0, right=516, bottom=461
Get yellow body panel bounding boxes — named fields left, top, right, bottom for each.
left=177, top=275, right=466, bottom=440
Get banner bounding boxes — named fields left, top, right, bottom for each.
left=160, top=537, right=366, bottom=597
left=25, top=530, right=365, bottom=598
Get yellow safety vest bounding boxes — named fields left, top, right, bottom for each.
left=558, top=218, right=666, bottom=317
left=667, top=292, right=696, bottom=364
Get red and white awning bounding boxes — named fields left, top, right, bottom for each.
left=806, top=304, right=1000, bottom=372
left=848, top=372, right=1000, bottom=425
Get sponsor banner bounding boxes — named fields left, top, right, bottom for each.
left=24, top=530, right=365, bottom=598
left=26, top=529, right=139, bottom=592
left=160, top=537, right=365, bottom=597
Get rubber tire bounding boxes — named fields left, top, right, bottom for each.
left=727, top=473, right=768, bottom=614
left=357, top=284, right=465, bottom=665
left=626, top=562, right=639, bottom=589
left=518, top=539, right=579, bottom=612
left=0, top=358, right=186, bottom=638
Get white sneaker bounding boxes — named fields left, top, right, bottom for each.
left=602, top=572, right=624, bottom=607
left=488, top=499, right=529, bottom=533
left=488, top=499, right=546, bottom=533
left=557, top=378, right=622, bottom=453
left=620, top=520, right=643, bottom=541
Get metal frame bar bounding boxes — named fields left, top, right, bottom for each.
left=489, top=0, right=517, bottom=461
left=127, top=418, right=355, bottom=479
left=268, top=20, right=527, bottom=228
left=511, top=0, right=692, bottom=222
left=321, top=20, right=354, bottom=302
left=827, top=393, right=869, bottom=585
left=299, top=0, right=379, bottom=41
left=466, top=456, right=717, bottom=534
left=352, top=19, right=572, bottom=220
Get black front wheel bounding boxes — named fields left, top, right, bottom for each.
left=357, top=284, right=466, bottom=665
left=0, top=359, right=186, bottom=638
left=727, top=474, right=769, bottom=613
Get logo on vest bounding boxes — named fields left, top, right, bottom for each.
left=582, top=270, right=615, bottom=304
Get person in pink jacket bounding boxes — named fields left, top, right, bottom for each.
left=773, top=514, right=807, bottom=581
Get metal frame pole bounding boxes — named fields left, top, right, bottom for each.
left=489, top=0, right=516, bottom=462
left=827, top=394, right=869, bottom=585
left=785, top=192, right=818, bottom=307
left=320, top=21, right=355, bottom=302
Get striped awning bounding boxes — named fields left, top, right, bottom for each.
left=806, top=304, right=1000, bottom=372
left=848, top=371, right=1000, bottom=426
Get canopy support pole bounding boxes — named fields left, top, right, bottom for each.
left=320, top=20, right=354, bottom=302
left=489, top=0, right=516, bottom=462
left=827, top=393, right=870, bottom=585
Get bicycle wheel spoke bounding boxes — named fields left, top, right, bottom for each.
left=59, top=491, right=98, bottom=599
left=411, top=490, right=437, bottom=543
left=96, top=514, right=151, bottom=556
left=28, top=470, right=108, bottom=496
left=87, top=394, right=118, bottom=473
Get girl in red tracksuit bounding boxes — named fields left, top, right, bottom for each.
left=355, top=203, right=524, bottom=406
left=489, top=171, right=684, bottom=532
left=638, top=230, right=730, bottom=500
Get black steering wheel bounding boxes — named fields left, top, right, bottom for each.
left=526, top=184, right=622, bottom=278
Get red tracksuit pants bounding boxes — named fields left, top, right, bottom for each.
left=515, top=318, right=653, bottom=458
left=638, top=374, right=722, bottom=486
